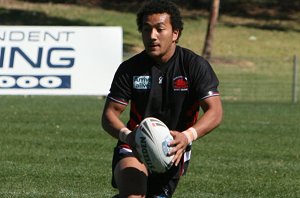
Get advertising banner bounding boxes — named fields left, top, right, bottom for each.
left=0, top=26, right=122, bottom=95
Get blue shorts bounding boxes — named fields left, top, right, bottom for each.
left=111, top=142, right=191, bottom=197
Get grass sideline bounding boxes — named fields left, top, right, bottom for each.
left=0, top=96, right=299, bottom=197
left=1, top=0, right=299, bottom=58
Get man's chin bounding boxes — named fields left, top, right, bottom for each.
left=146, top=50, right=160, bottom=58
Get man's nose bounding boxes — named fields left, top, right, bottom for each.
left=150, top=28, right=158, bottom=40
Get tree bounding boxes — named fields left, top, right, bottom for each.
left=202, top=0, right=220, bottom=60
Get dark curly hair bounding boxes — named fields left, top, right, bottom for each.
left=136, top=0, right=184, bottom=42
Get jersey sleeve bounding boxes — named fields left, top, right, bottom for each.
left=189, top=56, right=220, bottom=100
left=107, top=63, right=132, bottom=105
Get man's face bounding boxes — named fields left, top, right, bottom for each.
left=141, top=13, right=179, bottom=63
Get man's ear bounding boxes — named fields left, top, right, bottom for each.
left=172, top=29, right=180, bottom=42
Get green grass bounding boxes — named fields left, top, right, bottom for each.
left=0, top=96, right=300, bottom=197
left=176, top=102, right=300, bottom=197
left=0, top=96, right=109, bottom=197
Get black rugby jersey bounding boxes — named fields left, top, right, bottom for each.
left=108, top=46, right=219, bottom=131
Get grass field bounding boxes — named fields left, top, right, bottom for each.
left=1, top=0, right=300, bottom=197
left=0, top=96, right=300, bottom=197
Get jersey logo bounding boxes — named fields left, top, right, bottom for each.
left=173, top=76, right=188, bottom=91
left=133, top=76, right=151, bottom=89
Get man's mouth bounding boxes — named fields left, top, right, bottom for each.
left=148, top=43, right=159, bottom=49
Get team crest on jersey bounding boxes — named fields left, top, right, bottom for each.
left=133, top=76, right=151, bottom=89
left=173, top=76, right=188, bottom=91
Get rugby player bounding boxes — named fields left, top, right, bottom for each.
left=102, top=0, right=223, bottom=197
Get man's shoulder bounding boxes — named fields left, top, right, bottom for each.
left=117, top=50, right=151, bottom=73
left=122, top=50, right=148, bottom=66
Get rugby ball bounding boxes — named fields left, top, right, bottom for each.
left=135, top=117, right=174, bottom=173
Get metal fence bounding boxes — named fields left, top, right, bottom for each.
left=213, top=55, right=299, bottom=103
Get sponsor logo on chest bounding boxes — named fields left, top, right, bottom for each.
left=133, top=76, right=151, bottom=89
left=173, top=76, right=188, bottom=91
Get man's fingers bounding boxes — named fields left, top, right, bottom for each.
left=168, top=130, right=189, bottom=166
left=172, top=147, right=184, bottom=166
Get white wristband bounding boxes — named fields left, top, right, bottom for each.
left=182, top=130, right=193, bottom=144
left=119, top=127, right=132, bottom=144
left=182, top=127, right=198, bottom=144
left=187, top=127, right=198, bottom=141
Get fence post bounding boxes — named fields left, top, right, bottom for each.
left=292, top=55, right=298, bottom=104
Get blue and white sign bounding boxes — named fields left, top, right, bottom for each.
left=0, top=26, right=122, bottom=95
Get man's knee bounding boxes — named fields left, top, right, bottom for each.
left=114, top=157, right=148, bottom=197
left=116, top=167, right=147, bottom=197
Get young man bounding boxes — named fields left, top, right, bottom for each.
left=102, top=1, right=223, bottom=197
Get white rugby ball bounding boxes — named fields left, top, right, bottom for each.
left=135, top=117, right=174, bottom=173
